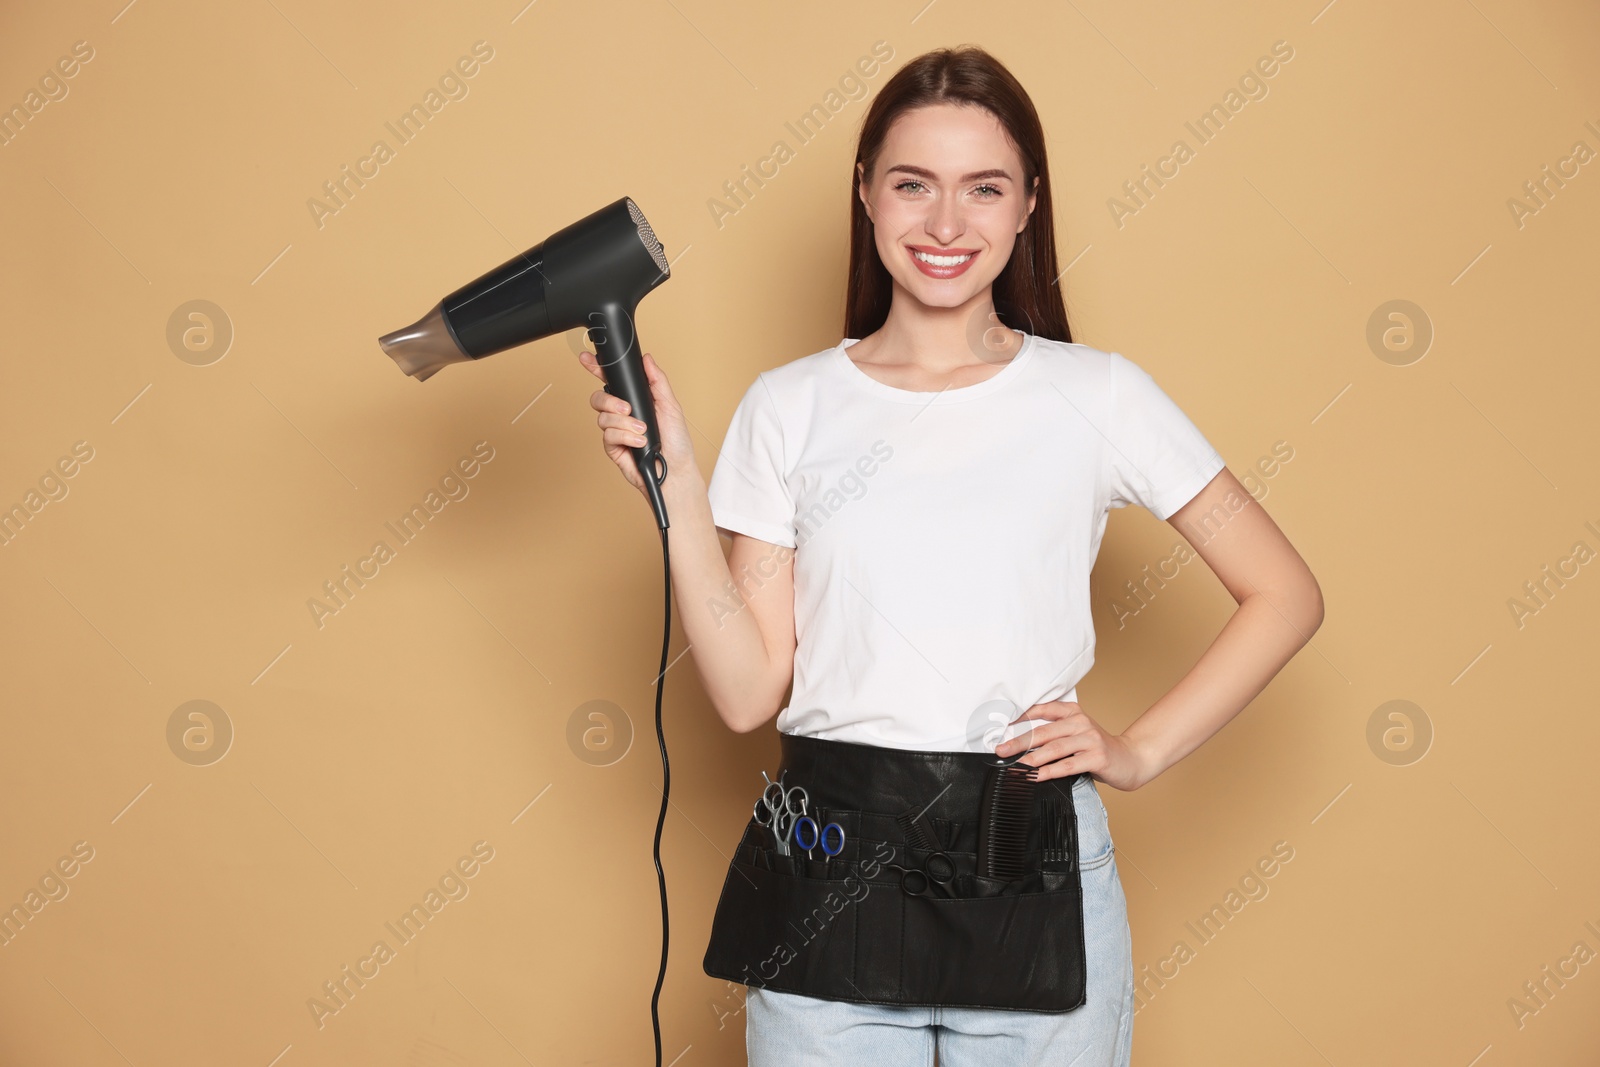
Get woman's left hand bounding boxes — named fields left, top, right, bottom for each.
left=993, top=700, right=1151, bottom=791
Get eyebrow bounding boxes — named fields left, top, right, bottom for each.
left=884, top=164, right=1014, bottom=183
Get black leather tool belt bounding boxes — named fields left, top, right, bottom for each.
left=702, top=732, right=1089, bottom=1012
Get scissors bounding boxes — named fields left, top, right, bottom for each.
left=753, top=772, right=809, bottom=857
left=793, top=812, right=846, bottom=861
left=887, top=851, right=957, bottom=898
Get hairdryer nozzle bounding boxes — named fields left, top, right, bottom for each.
left=378, top=301, right=472, bottom=383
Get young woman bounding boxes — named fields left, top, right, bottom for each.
left=579, top=45, right=1322, bottom=1067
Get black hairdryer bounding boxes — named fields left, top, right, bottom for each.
left=378, top=196, right=674, bottom=529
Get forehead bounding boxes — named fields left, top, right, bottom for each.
left=878, top=103, right=1023, bottom=177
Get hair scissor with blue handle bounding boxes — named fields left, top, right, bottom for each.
left=793, top=813, right=846, bottom=861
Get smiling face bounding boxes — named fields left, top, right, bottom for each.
left=858, top=102, right=1038, bottom=313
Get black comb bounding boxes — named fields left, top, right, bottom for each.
left=897, top=782, right=952, bottom=852
left=897, top=807, right=939, bottom=851
left=976, top=762, right=1039, bottom=881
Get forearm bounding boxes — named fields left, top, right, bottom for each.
left=659, top=465, right=786, bottom=732
left=1121, top=578, right=1324, bottom=787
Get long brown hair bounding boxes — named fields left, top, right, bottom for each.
left=845, top=46, right=1072, bottom=344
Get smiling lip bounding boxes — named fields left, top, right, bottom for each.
left=907, top=244, right=979, bottom=279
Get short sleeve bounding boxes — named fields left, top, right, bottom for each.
left=706, top=373, right=797, bottom=547
left=1103, top=353, right=1226, bottom=520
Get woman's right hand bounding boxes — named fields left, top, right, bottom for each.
left=578, top=347, right=696, bottom=500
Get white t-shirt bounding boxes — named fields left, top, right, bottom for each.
left=705, top=331, right=1226, bottom=753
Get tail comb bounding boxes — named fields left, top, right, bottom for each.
left=1041, top=792, right=1074, bottom=868
left=897, top=807, right=939, bottom=852
left=896, top=782, right=953, bottom=854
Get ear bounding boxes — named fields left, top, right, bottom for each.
left=1018, top=175, right=1039, bottom=234
left=857, top=162, right=873, bottom=221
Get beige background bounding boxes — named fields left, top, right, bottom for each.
left=2, top=0, right=1597, bottom=1064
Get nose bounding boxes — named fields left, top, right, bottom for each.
left=925, top=193, right=965, bottom=245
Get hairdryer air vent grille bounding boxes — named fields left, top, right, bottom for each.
left=627, top=198, right=670, bottom=277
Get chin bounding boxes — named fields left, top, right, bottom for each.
left=904, top=287, right=971, bottom=309
left=898, top=273, right=996, bottom=311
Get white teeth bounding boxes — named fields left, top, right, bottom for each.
left=914, top=250, right=972, bottom=267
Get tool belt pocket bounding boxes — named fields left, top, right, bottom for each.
left=702, top=815, right=881, bottom=996
left=895, top=867, right=1086, bottom=1010
left=703, top=812, right=1088, bottom=1012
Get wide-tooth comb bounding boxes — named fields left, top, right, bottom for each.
left=977, top=762, right=1039, bottom=881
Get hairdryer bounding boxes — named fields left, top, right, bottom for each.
left=378, top=196, right=674, bottom=530
left=378, top=197, right=681, bottom=1067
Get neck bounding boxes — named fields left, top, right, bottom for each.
left=865, top=284, right=1019, bottom=368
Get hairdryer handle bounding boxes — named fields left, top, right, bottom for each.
left=590, top=303, right=669, bottom=531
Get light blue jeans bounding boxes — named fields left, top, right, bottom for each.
left=746, top=773, right=1134, bottom=1066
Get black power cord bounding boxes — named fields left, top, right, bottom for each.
left=648, top=509, right=672, bottom=1067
